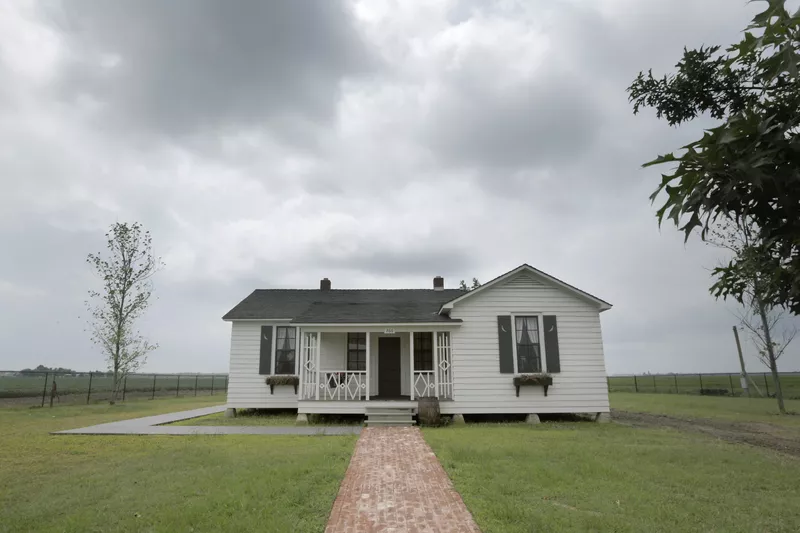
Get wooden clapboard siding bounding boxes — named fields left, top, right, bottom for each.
left=227, top=321, right=299, bottom=409
left=320, top=333, right=346, bottom=370
left=448, top=271, right=610, bottom=414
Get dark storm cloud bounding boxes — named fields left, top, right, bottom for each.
left=49, top=0, right=375, bottom=137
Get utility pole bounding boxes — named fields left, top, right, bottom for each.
left=733, top=326, right=750, bottom=397
left=733, top=326, right=764, bottom=397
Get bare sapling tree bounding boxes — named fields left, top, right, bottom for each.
left=739, top=298, right=797, bottom=394
left=709, top=220, right=794, bottom=413
left=86, top=222, right=164, bottom=404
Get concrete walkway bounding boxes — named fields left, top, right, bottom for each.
left=53, top=406, right=361, bottom=436
left=325, top=427, right=480, bottom=533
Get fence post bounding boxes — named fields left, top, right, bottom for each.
left=699, top=373, right=703, bottom=391
left=151, top=374, right=157, bottom=400
left=194, top=374, right=199, bottom=396
left=633, top=375, right=638, bottom=392
left=764, top=373, right=770, bottom=396
left=674, top=374, right=678, bottom=393
left=652, top=374, right=657, bottom=392
left=122, top=377, right=127, bottom=401
left=728, top=374, right=734, bottom=395
left=40, top=372, right=49, bottom=407
left=176, top=375, right=181, bottom=397
left=86, top=372, right=93, bottom=404
left=211, top=374, right=215, bottom=396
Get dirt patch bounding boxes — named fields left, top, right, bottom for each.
left=613, top=409, right=800, bottom=458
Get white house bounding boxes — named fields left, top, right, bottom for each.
left=222, top=264, right=612, bottom=424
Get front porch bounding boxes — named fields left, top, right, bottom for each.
left=294, top=326, right=455, bottom=406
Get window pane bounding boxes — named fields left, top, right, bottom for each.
left=414, top=332, right=434, bottom=371
left=275, top=347, right=296, bottom=374
left=515, top=317, right=541, bottom=373
left=347, top=333, right=367, bottom=371
left=517, top=345, right=540, bottom=373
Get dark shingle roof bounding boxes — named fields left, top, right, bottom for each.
left=222, top=289, right=465, bottom=323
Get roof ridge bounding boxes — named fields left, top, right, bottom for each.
left=252, top=288, right=464, bottom=292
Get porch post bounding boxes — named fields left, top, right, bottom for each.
left=433, top=331, right=440, bottom=399
left=410, top=331, right=415, bottom=401
left=315, top=331, right=322, bottom=401
left=297, top=327, right=304, bottom=397
left=365, top=331, right=371, bottom=401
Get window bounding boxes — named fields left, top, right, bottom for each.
left=515, top=316, right=541, bottom=373
left=347, top=333, right=367, bottom=371
left=414, top=332, right=434, bottom=371
left=275, top=327, right=297, bottom=374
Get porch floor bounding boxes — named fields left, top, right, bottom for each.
left=298, top=397, right=454, bottom=415
left=369, top=395, right=411, bottom=401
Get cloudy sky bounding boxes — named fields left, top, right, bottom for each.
left=1, top=0, right=798, bottom=375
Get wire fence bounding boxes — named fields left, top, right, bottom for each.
left=608, top=372, right=800, bottom=399
left=0, top=371, right=228, bottom=407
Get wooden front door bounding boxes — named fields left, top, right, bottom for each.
left=378, top=337, right=402, bottom=398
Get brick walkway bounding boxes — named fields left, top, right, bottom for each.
left=325, top=427, right=481, bottom=533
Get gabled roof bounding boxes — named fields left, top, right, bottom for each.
left=439, top=264, right=612, bottom=312
left=222, top=289, right=465, bottom=323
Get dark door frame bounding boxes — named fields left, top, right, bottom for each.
left=376, top=336, right=402, bottom=399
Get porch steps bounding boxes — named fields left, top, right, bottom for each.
left=365, top=407, right=416, bottom=427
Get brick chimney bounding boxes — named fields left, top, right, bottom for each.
left=433, top=276, right=444, bottom=291
left=320, top=278, right=331, bottom=291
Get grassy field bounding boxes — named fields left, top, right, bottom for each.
left=608, top=372, right=800, bottom=398
left=424, top=394, right=800, bottom=533
left=611, top=392, right=800, bottom=427
left=0, top=373, right=228, bottom=402
left=0, top=396, right=356, bottom=533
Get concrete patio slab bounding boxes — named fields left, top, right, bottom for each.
left=53, top=405, right=361, bottom=436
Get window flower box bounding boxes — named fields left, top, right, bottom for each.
left=513, top=374, right=553, bottom=397
left=265, top=375, right=300, bottom=394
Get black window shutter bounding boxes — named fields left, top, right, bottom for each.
left=497, top=315, right=514, bottom=373
left=543, top=315, right=561, bottom=373
left=259, top=326, right=274, bottom=375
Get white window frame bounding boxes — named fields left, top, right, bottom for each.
left=510, top=313, right=547, bottom=375
left=273, top=326, right=298, bottom=375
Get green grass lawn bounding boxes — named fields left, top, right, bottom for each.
left=611, top=392, right=800, bottom=427
left=0, top=397, right=356, bottom=533
left=425, top=421, right=800, bottom=532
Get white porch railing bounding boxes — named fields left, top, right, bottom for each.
left=413, top=371, right=436, bottom=398
left=320, top=371, right=367, bottom=401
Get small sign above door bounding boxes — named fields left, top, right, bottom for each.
left=383, top=328, right=396, bottom=335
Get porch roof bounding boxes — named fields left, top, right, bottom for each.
left=222, top=288, right=465, bottom=323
